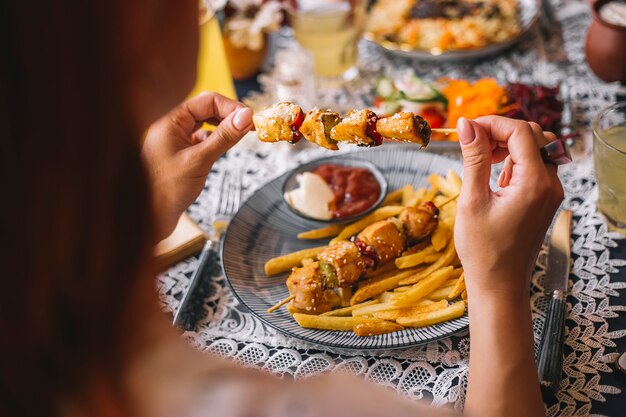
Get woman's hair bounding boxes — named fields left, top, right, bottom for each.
left=1, top=2, right=156, bottom=415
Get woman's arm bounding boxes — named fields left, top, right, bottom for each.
left=141, top=92, right=253, bottom=241
left=454, top=116, right=564, bottom=417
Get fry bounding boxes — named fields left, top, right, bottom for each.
left=297, top=224, right=343, bottom=240
left=353, top=321, right=404, bottom=336
left=378, top=291, right=396, bottom=303
left=399, top=236, right=456, bottom=285
left=393, top=266, right=455, bottom=307
left=351, top=268, right=423, bottom=305
left=427, top=285, right=456, bottom=301
left=395, top=246, right=437, bottom=269
left=292, top=313, right=379, bottom=331
left=352, top=301, right=398, bottom=316
left=461, top=290, right=467, bottom=300
left=428, top=173, right=457, bottom=197
left=332, top=205, right=404, bottom=243
left=264, top=246, right=327, bottom=276
left=320, top=300, right=378, bottom=317
left=393, top=286, right=411, bottom=293
left=381, top=188, right=403, bottom=206
left=301, top=258, right=314, bottom=266
left=396, top=300, right=466, bottom=327
left=425, top=187, right=438, bottom=201
left=373, top=299, right=446, bottom=321
left=447, top=271, right=466, bottom=300
left=446, top=170, right=463, bottom=195
left=431, top=223, right=451, bottom=252
left=364, top=261, right=397, bottom=279
left=401, top=184, right=416, bottom=206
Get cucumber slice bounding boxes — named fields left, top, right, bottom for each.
left=375, top=78, right=397, bottom=99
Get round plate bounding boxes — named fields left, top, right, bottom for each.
left=364, top=0, right=540, bottom=61
left=282, top=158, right=388, bottom=223
left=221, top=146, right=468, bottom=350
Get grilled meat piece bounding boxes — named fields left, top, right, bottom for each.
left=330, top=109, right=383, bottom=146
left=376, top=112, right=431, bottom=146
left=317, top=240, right=366, bottom=287
left=253, top=102, right=305, bottom=144
left=356, top=218, right=406, bottom=265
left=299, top=108, right=341, bottom=150
left=399, top=201, right=439, bottom=242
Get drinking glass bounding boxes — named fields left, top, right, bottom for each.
left=288, top=0, right=366, bottom=80
left=593, top=102, right=626, bottom=233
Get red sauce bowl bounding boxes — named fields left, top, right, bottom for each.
left=282, top=159, right=388, bottom=223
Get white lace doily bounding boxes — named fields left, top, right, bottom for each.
left=157, top=1, right=626, bottom=415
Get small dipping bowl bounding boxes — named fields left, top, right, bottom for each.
left=282, top=158, right=388, bottom=223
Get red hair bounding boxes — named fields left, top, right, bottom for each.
left=1, top=1, right=158, bottom=415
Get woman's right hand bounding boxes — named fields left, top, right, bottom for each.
left=454, top=116, right=564, bottom=300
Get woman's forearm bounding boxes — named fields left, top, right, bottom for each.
left=464, top=276, right=545, bottom=417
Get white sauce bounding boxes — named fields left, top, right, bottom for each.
left=600, top=1, right=626, bottom=27
left=284, top=172, right=335, bottom=220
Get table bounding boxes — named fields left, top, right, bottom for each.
left=158, top=1, right=626, bottom=415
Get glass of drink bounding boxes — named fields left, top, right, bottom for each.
left=593, top=102, right=626, bottom=233
left=288, top=0, right=366, bottom=80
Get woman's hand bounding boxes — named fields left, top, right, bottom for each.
left=456, top=116, right=564, bottom=417
left=454, top=116, right=564, bottom=299
left=141, top=92, right=253, bottom=240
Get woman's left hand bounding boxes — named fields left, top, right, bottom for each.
left=142, top=92, right=253, bottom=240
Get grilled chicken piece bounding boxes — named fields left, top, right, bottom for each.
left=376, top=112, right=431, bottom=146
left=286, top=262, right=334, bottom=313
left=317, top=240, right=366, bottom=287
left=329, top=109, right=383, bottom=146
left=399, top=202, right=439, bottom=242
left=356, top=218, right=406, bottom=265
left=299, top=108, right=341, bottom=150
left=253, top=102, right=305, bottom=144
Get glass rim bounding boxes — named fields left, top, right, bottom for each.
left=592, top=101, right=626, bottom=156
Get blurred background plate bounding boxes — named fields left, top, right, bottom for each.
left=363, top=0, right=540, bottom=62
left=221, top=145, right=469, bottom=350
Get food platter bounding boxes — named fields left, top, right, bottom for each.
left=363, top=0, right=540, bottom=61
left=221, top=145, right=471, bottom=350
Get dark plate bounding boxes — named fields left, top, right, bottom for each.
left=221, top=145, right=468, bottom=350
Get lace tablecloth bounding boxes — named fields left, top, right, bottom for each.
left=157, top=1, right=626, bottom=415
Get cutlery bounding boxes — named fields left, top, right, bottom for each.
left=537, top=209, right=572, bottom=390
left=172, top=168, right=243, bottom=331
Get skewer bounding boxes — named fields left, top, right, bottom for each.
left=267, top=295, right=295, bottom=313
left=431, top=128, right=457, bottom=135
left=438, top=193, right=460, bottom=208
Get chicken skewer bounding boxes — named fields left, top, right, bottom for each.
left=253, top=102, right=455, bottom=151
left=283, top=202, right=440, bottom=314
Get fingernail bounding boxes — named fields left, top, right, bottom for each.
left=233, top=107, right=252, bottom=131
left=498, top=169, right=507, bottom=187
left=457, top=118, right=475, bottom=145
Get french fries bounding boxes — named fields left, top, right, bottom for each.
left=292, top=313, right=382, bottom=331
left=396, top=301, right=466, bottom=327
left=264, top=246, right=327, bottom=276
left=297, top=224, right=343, bottom=240
left=392, top=266, right=455, bottom=307
left=353, top=321, right=404, bottom=336
left=268, top=171, right=468, bottom=337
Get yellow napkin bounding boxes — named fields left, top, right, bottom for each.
left=155, top=19, right=236, bottom=270
left=188, top=17, right=237, bottom=100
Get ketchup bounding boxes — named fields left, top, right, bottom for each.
left=313, top=164, right=381, bottom=219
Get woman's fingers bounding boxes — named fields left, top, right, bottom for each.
left=171, top=92, right=247, bottom=135
left=457, top=117, right=494, bottom=204
left=196, top=107, right=253, bottom=162
left=498, top=155, right=514, bottom=188
left=473, top=116, right=546, bottom=170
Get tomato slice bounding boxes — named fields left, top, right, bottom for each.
left=421, top=108, right=446, bottom=129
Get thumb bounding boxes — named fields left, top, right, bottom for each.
left=458, top=117, right=492, bottom=199
left=199, top=107, right=253, bottom=159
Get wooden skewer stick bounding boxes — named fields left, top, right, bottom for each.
left=267, top=295, right=295, bottom=313
left=439, top=193, right=460, bottom=208
left=431, top=128, right=457, bottom=135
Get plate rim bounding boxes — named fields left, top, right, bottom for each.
left=220, top=147, right=469, bottom=350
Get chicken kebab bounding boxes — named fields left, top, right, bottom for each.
left=253, top=102, right=444, bottom=150
left=286, top=201, right=440, bottom=314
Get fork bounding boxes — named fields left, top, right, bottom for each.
left=172, top=168, right=244, bottom=331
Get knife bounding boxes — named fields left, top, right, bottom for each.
left=537, top=209, right=572, bottom=391
left=172, top=240, right=220, bottom=331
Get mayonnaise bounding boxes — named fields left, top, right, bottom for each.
left=284, top=172, right=335, bottom=220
